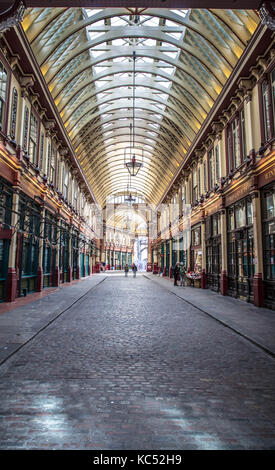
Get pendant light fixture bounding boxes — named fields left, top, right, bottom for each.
left=125, top=51, right=143, bottom=177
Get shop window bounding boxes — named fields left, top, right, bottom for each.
left=192, top=226, right=201, bottom=246
left=227, top=197, right=255, bottom=300
left=0, top=62, right=7, bottom=130
left=228, top=208, right=234, bottom=231
left=262, top=185, right=275, bottom=282
left=9, top=88, right=18, bottom=140
left=235, top=204, right=246, bottom=228
left=247, top=201, right=253, bottom=225
left=19, top=196, right=41, bottom=294
left=43, top=211, right=57, bottom=283
left=212, top=215, right=220, bottom=236
left=29, top=112, right=39, bottom=165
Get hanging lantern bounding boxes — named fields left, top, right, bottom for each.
left=125, top=154, right=142, bottom=177
left=124, top=51, right=144, bottom=177
left=125, top=192, right=136, bottom=204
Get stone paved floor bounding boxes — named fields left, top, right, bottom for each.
left=0, top=273, right=275, bottom=450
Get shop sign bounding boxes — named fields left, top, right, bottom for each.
left=259, top=165, right=275, bottom=188
left=225, top=180, right=252, bottom=207
left=205, top=198, right=222, bottom=216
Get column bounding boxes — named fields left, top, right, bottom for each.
left=163, top=241, right=166, bottom=276
left=169, top=238, right=173, bottom=278
left=6, top=190, right=19, bottom=301
left=54, top=218, right=60, bottom=286
left=201, top=220, right=207, bottom=289
left=67, top=225, right=73, bottom=282
left=220, top=209, right=228, bottom=295
left=147, top=241, right=152, bottom=272
left=120, top=249, right=122, bottom=270
left=252, top=191, right=264, bottom=307
left=37, top=206, right=45, bottom=292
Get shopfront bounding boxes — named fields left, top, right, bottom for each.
left=261, top=181, right=275, bottom=308
left=190, top=224, right=202, bottom=273
left=161, top=243, right=165, bottom=273
left=80, top=252, right=85, bottom=277
left=178, top=231, right=188, bottom=268
left=227, top=196, right=255, bottom=302
left=206, top=213, right=221, bottom=292
left=59, top=220, right=70, bottom=283
left=165, top=239, right=170, bottom=276
left=115, top=250, right=121, bottom=269
left=18, top=194, right=41, bottom=296
left=43, top=210, right=57, bottom=288
left=0, top=178, right=12, bottom=301
left=72, top=229, right=79, bottom=280
left=85, top=252, right=89, bottom=276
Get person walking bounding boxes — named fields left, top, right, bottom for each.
left=173, top=262, right=180, bottom=286
left=179, top=262, right=186, bottom=287
left=125, top=264, right=129, bottom=277
left=132, top=263, right=137, bottom=278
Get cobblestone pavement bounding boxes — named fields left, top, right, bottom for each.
left=0, top=274, right=275, bottom=450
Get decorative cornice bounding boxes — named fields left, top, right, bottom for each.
left=259, top=2, right=275, bottom=31
left=0, top=1, right=26, bottom=35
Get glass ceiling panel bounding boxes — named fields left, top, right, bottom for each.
left=23, top=6, right=259, bottom=207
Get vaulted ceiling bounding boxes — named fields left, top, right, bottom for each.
left=22, top=7, right=259, bottom=207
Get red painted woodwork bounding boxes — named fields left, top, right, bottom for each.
left=54, top=266, right=60, bottom=286
left=36, top=266, right=43, bottom=292
left=201, top=269, right=207, bottom=289
left=220, top=270, right=228, bottom=296
left=67, top=265, right=72, bottom=282
left=253, top=273, right=265, bottom=307
left=147, top=262, right=152, bottom=272
left=6, top=267, right=17, bottom=302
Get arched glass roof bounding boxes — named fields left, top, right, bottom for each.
left=22, top=7, right=259, bottom=207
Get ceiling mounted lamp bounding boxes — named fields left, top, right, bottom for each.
left=125, top=154, right=142, bottom=177
left=124, top=51, right=143, bottom=177
left=125, top=192, right=136, bottom=204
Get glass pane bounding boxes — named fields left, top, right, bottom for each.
left=235, top=205, right=245, bottom=228
left=247, top=201, right=253, bottom=225
left=266, top=194, right=275, bottom=219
